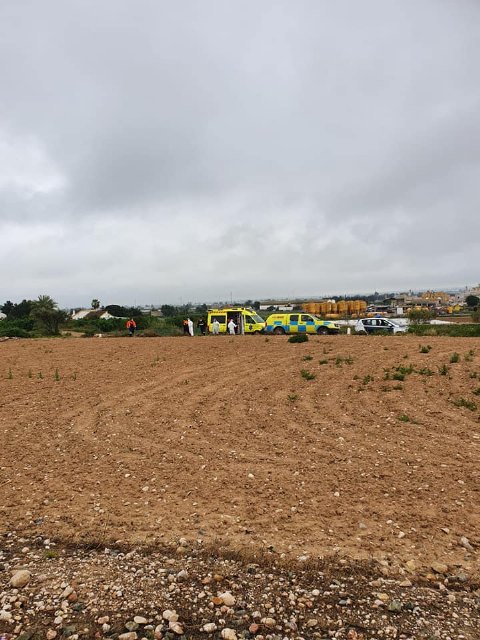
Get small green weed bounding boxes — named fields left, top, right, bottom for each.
left=335, top=356, right=343, bottom=366
left=27, top=369, right=32, bottom=378
left=7, top=368, right=13, bottom=379
left=438, top=364, right=449, bottom=376
left=393, top=384, right=403, bottom=390
left=464, top=350, right=475, bottom=362
left=362, top=375, right=374, bottom=385
left=302, top=355, right=313, bottom=361
left=38, top=371, right=43, bottom=379
left=396, top=364, right=414, bottom=375
left=398, top=414, right=410, bottom=422
left=319, top=359, right=329, bottom=365
left=383, top=368, right=391, bottom=380
left=419, top=344, right=432, bottom=353
left=452, top=397, right=477, bottom=411
left=44, top=549, right=58, bottom=559
left=417, top=367, right=433, bottom=376
left=71, top=372, right=77, bottom=381
left=54, top=369, right=60, bottom=381
left=472, top=388, right=480, bottom=396
left=469, top=372, right=478, bottom=379
left=301, top=369, right=316, bottom=380
left=288, top=393, right=298, bottom=402
left=392, top=364, right=413, bottom=381
left=344, top=355, right=354, bottom=365
left=450, top=352, right=460, bottom=363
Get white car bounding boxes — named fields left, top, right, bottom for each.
left=355, top=318, right=407, bottom=334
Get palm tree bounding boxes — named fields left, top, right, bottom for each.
left=91, top=299, right=101, bottom=310
left=31, top=295, right=66, bottom=335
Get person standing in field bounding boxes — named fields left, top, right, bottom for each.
left=183, top=318, right=189, bottom=335
left=212, top=319, right=220, bottom=335
left=126, top=318, right=136, bottom=337
left=227, top=318, right=237, bottom=335
left=198, top=318, right=206, bottom=335
left=187, top=318, right=194, bottom=336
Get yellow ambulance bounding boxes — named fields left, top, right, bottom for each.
left=265, top=312, right=340, bottom=335
left=207, top=307, right=266, bottom=334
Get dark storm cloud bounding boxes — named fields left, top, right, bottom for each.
left=0, top=0, right=479, bottom=305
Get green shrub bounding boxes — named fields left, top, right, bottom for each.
left=395, top=364, right=414, bottom=376
left=408, top=324, right=480, bottom=337
left=452, top=397, right=477, bottom=411
left=450, top=352, right=460, bottom=363
left=419, top=344, right=432, bottom=353
left=0, top=315, right=35, bottom=337
left=140, top=329, right=160, bottom=337
left=417, top=367, right=433, bottom=376
left=300, top=369, right=315, bottom=380
left=0, top=327, right=30, bottom=338
left=408, top=308, right=435, bottom=324
left=289, top=334, right=309, bottom=343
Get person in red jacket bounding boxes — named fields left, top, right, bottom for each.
left=126, top=318, right=136, bottom=337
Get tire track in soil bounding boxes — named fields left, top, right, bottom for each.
left=0, top=336, right=479, bottom=573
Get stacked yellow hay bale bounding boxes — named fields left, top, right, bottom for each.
left=302, top=300, right=367, bottom=317
left=336, top=301, right=347, bottom=315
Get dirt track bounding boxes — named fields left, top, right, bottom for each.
left=0, top=335, right=479, bottom=576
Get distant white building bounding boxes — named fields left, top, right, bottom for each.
left=71, top=309, right=116, bottom=320
left=259, top=302, right=294, bottom=311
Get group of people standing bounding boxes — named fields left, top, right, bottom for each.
left=127, top=316, right=240, bottom=337
left=183, top=317, right=237, bottom=336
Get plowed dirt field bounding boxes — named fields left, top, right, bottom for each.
left=1, top=335, right=479, bottom=575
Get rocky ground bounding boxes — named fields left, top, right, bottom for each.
left=1, top=335, right=479, bottom=638
left=1, top=533, right=479, bottom=640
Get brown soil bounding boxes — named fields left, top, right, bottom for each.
left=1, top=335, right=479, bottom=576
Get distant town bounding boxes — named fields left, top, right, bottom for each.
left=1, top=284, right=479, bottom=340
left=66, top=282, right=480, bottom=320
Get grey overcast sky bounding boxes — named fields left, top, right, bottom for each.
left=1, top=0, right=479, bottom=307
